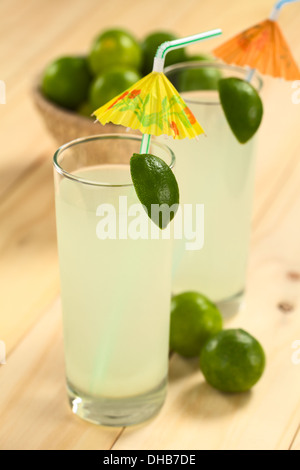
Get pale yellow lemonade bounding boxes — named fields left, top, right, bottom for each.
left=158, top=90, right=256, bottom=306
left=55, top=164, right=172, bottom=399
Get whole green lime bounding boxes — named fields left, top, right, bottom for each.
left=218, top=77, right=263, bottom=143
left=88, top=29, right=142, bottom=76
left=178, top=66, right=222, bottom=92
left=178, top=55, right=222, bottom=91
left=89, top=66, right=141, bottom=110
left=42, top=56, right=92, bottom=110
left=141, top=31, right=186, bottom=75
left=170, top=292, right=223, bottom=357
left=200, top=329, right=266, bottom=393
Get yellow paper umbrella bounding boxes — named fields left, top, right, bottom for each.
left=93, top=71, right=204, bottom=140
left=93, top=29, right=222, bottom=153
left=213, top=0, right=300, bottom=80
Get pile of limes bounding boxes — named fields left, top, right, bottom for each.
left=41, top=28, right=263, bottom=144
left=170, top=292, right=266, bottom=393
left=41, top=28, right=219, bottom=116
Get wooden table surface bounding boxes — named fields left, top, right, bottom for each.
left=1, top=0, right=300, bottom=450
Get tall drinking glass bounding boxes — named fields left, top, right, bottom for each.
left=53, top=134, right=175, bottom=426
left=159, top=62, right=262, bottom=317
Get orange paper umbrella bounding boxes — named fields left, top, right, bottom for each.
left=213, top=0, right=300, bottom=80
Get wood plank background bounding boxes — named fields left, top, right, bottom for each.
left=0, top=0, right=300, bottom=450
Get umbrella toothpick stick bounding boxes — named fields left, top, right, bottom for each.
left=139, top=29, right=222, bottom=154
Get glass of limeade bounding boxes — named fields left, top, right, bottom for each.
left=53, top=134, right=175, bottom=426
left=158, top=62, right=262, bottom=317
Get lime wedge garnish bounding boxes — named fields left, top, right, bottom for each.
left=218, top=77, right=263, bottom=144
left=130, top=153, right=179, bottom=229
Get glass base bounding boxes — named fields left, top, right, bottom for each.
left=216, top=290, right=245, bottom=320
left=67, top=377, right=168, bottom=427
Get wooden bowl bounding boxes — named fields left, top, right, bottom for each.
left=31, top=78, right=138, bottom=146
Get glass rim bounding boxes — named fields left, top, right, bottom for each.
left=164, top=61, right=263, bottom=106
left=53, top=133, right=176, bottom=188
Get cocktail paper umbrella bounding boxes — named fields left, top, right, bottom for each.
left=213, top=0, right=300, bottom=81
left=93, top=72, right=204, bottom=139
left=93, top=29, right=222, bottom=154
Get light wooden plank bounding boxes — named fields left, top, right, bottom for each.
left=0, top=101, right=54, bottom=198
left=291, top=425, right=300, bottom=450
left=0, top=156, right=59, bottom=353
left=0, top=0, right=43, bottom=40
left=252, top=77, right=300, bottom=230
left=0, top=0, right=98, bottom=72
left=0, top=299, right=121, bottom=450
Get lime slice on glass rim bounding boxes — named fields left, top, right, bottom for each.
left=218, top=77, right=263, bottom=144
left=130, top=153, right=179, bottom=229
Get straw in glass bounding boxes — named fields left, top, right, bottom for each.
left=139, top=29, right=222, bottom=154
